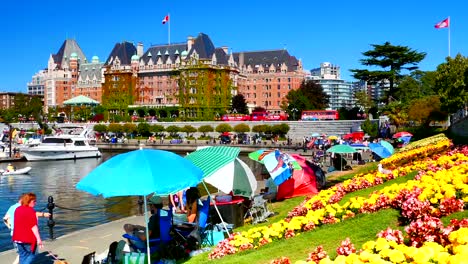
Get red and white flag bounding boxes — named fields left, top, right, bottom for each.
left=162, top=15, right=169, bottom=25
left=435, top=18, right=449, bottom=29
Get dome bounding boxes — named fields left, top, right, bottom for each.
left=70, top=52, right=78, bottom=59
left=181, top=50, right=188, bottom=57
left=91, top=55, right=99, bottom=63
left=131, top=54, right=139, bottom=61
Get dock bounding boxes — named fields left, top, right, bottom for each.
left=0, top=215, right=145, bottom=263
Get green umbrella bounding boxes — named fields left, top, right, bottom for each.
left=326, top=144, right=357, bottom=154
left=185, top=146, right=241, bottom=178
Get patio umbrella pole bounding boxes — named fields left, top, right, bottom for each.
left=143, top=195, right=151, bottom=264
left=202, top=182, right=231, bottom=236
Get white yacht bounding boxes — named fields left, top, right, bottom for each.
left=22, top=125, right=101, bottom=161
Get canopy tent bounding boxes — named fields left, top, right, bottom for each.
left=63, top=95, right=100, bottom=106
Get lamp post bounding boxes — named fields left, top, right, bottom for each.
left=292, top=108, right=298, bottom=120
left=232, top=108, right=237, bottom=114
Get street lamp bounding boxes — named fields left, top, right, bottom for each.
left=292, top=108, right=298, bottom=120
left=232, top=108, right=238, bottom=114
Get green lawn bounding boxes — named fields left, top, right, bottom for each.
left=184, top=163, right=468, bottom=264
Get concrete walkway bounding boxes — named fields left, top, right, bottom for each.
left=0, top=215, right=145, bottom=263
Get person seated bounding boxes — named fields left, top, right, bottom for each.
left=169, top=190, right=186, bottom=214
left=6, top=163, right=14, bottom=172
left=123, top=195, right=164, bottom=249
left=332, top=154, right=348, bottom=171
left=260, top=174, right=278, bottom=202
left=174, top=187, right=201, bottom=231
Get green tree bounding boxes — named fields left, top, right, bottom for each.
left=361, top=119, right=378, bottom=137
left=407, top=96, right=447, bottom=127
left=395, top=71, right=436, bottom=105
left=137, top=122, right=151, bottom=137
left=354, top=91, right=375, bottom=115
left=433, top=54, right=468, bottom=113
left=198, top=125, right=214, bottom=137
left=233, top=123, right=250, bottom=133
left=180, top=125, right=197, bottom=137
left=271, top=124, right=289, bottom=136
left=382, top=102, right=408, bottom=129
left=215, top=123, right=233, bottom=133
left=122, top=123, right=137, bottom=134
left=282, top=80, right=330, bottom=119
left=108, top=123, right=123, bottom=133
left=351, top=42, right=426, bottom=103
left=93, top=124, right=108, bottom=133
left=165, top=125, right=180, bottom=137
left=150, top=124, right=165, bottom=134
left=231, top=94, right=248, bottom=114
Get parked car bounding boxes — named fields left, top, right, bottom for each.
left=220, top=135, right=231, bottom=144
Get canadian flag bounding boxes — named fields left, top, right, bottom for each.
left=435, top=18, right=449, bottom=29
left=162, top=15, right=169, bottom=25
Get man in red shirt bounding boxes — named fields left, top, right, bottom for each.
left=12, top=193, right=43, bottom=264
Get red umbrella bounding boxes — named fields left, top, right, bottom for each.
left=393, top=131, right=413, bottom=138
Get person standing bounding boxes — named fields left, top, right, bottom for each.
left=3, top=194, right=50, bottom=264
left=12, top=193, right=44, bottom=264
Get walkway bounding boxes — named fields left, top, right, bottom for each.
left=0, top=215, right=144, bottom=263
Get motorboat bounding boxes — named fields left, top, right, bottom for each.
left=0, top=166, right=32, bottom=175
left=21, top=125, right=101, bottom=161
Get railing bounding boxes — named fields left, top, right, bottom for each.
left=450, top=107, right=468, bottom=125
left=42, top=196, right=144, bottom=240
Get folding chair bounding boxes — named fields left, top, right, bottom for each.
left=81, top=251, right=96, bottom=264
left=122, top=209, right=172, bottom=253
left=248, top=195, right=273, bottom=224
left=172, top=196, right=213, bottom=248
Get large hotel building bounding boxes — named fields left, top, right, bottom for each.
left=28, top=33, right=305, bottom=117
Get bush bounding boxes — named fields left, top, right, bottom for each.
left=361, top=119, right=378, bottom=137
left=215, top=123, right=233, bottom=133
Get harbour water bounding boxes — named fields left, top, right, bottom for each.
left=0, top=151, right=264, bottom=252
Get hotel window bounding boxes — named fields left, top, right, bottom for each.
left=277, top=85, right=280, bottom=90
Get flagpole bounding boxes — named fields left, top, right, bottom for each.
left=168, top=13, right=171, bottom=45
left=448, top=16, right=451, bottom=57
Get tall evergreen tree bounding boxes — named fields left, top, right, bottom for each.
left=231, top=94, right=248, bottom=114
left=351, top=42, right=426, bottom=103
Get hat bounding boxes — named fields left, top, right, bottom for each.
left=149, top=195, right=163, bottom=205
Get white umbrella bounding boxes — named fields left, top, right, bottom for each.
left=204, top=158, right=258, bottom=198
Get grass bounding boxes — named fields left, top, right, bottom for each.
left=184, top=162, right=468, bottom=264
left=185, top=163, right=405, bottom=263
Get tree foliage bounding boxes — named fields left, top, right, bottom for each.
left=433, top=54, right=468, bottom=113
left=215, top=123, right=233, bottom=133
left=361, top=119, right=378, bottom=137
left=180, top=125, right=197, bottom=137
left=351, top=42, right=426, bottom=102
left=198, top=125, right=214, bottom=137
left=354, top=91, right=375, bottom=114
left=122, top=123, right=137, bottom=134
left=108, top=123, right=123, bottom=133
left=282, top=80, right=330, bottom=119
left=137, top=122, right=151, bottom=136
left=407, top=96, right=446, bottom=127
left=93, top=124, right=108, bottom=133
left=381, top=102, right=408, bottom=129
left=233, top=123, right=250, bottom=133
left=396, top=71, right=436, bottom=105
left=231, top=94, right=248, bottom=114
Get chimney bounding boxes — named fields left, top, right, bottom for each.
left=187, top=36, right=194, bottom=51
left=239, top=52, right=244, bottom=67
left=221, top=46, right=228, bottom=54
left=137, top=42, right=144, bottom=57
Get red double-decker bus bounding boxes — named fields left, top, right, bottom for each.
left=250, top=111, right=288, bottom=121
left=221, top=114, right=250, bottom=121
left=301, top=110, right=339, bottom=121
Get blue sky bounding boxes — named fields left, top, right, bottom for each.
left=1, top=0, right=466, bottom=92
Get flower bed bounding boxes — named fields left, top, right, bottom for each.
left=207, top=137, right=463, bottom=260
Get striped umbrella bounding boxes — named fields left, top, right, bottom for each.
left=185, top=146, right=241, bottom=178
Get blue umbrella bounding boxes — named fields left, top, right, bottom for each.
left=369, top=143, right=392, bottom=159
left=76, top=149, right=204, bottom=262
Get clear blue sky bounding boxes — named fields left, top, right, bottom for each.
left=1, top=0, right=466, bottom=92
